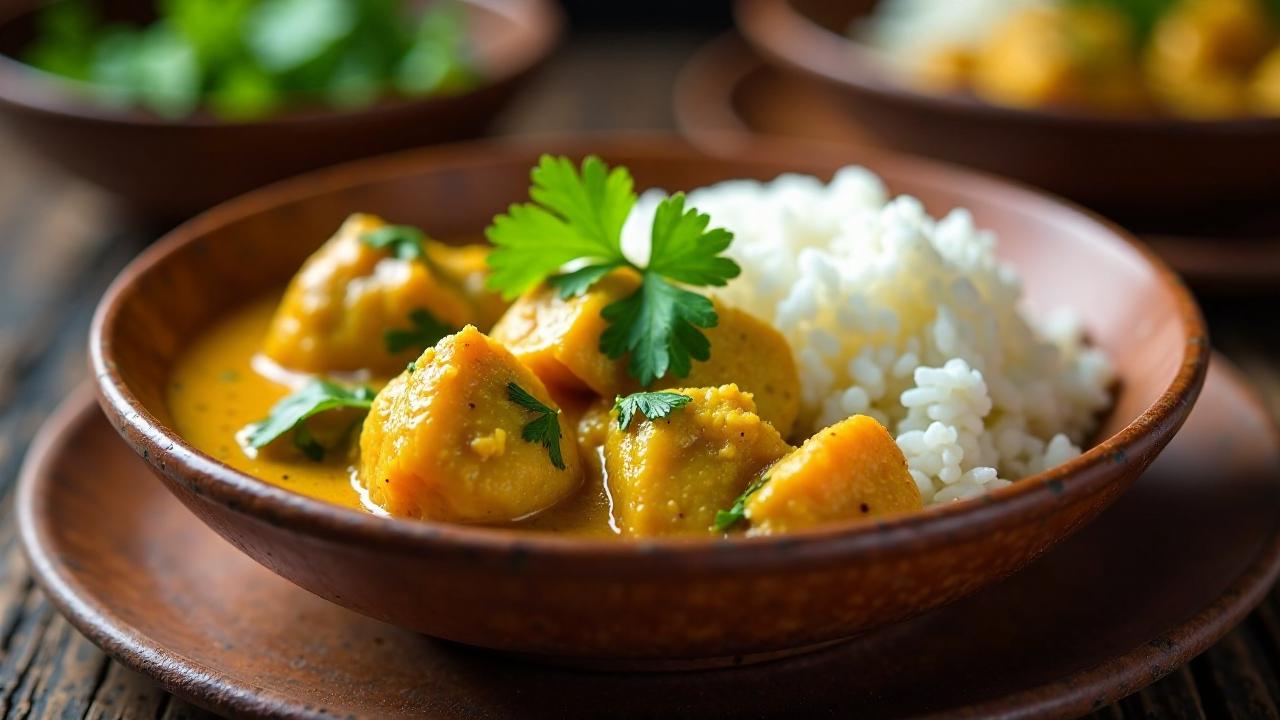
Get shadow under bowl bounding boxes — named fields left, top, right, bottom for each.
left=0, top=0, right=562, bottom=220
left=735, top=0, right=1280, bottom=219
left=89, top=134, right=1208, bottom=664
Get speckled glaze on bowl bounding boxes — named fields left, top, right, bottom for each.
left=735, top=0, right=1280, bottom=217
left=89, top=135, right=1208, bottom=664
left=0, top=0, right=562, bottom=219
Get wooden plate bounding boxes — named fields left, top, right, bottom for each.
left=674, top=34, right=1280, bottom=293
left=18, top=355, right=1280, bottom=719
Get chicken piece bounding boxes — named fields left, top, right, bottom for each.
left=576, top=397, right=613, bottom=453
left=745, top=415, right=921, bottom=535
left=424, top=242, right=511, bottom=329
left=605, top=385, right=792, bottom=537
left=490, top=270, right=639, bottom=398
left=358, top=325, right=583, bottom=523
left=263, top=214, right=481, bottom=376
left=915, top=43, right=976, bottom=92
left=490, top=270, right=801, bottom=436
left=574, top=397, right=613, bottom=479
left=1149, top=0, right=1273, bottom=76
left=972, top=5, right=1145, bottom=113
left=1145, top=0, right=1272, bottom=117
left=1249, top=46, right=1280, bottom=115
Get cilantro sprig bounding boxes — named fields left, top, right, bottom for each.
left=506, top=382, right=566, bottom=470
left=383, top=308, right=455, bottom=355
left=244, top=380, right=375, bottom=461
left=361, top=225, right=428, bottom=261
left=613, top=391, right=692, bottom=430
left=486, top=155, right=740, bottom=387
left=713, top=474, right=771, bottom=533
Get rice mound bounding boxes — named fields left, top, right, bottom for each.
left=622, top=168, right=1113, bottom=504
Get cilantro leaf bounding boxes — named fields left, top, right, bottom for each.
left=292, top=422, right=325, bottom=461
left=361, top=224, right=427, bottom=261
left=599, top=273, right=716, bottom=386
left=485, top=157, right=738, bottom=388
left=530, top=154, right=635, bottom=251
left=244, top=380, right=375, bottom=459
left=646, top=193, right=740, bottom=287
left=548, top=262, right=624, bottom=299
left=613, top=391, right=692, bottom=430
left=714, top=474, right=771, bottom=533
left=485, top=155, right=634, bottom=299
left=506, top=382, right=566, bottom=470
left=384, top=308, right=455, bottom=355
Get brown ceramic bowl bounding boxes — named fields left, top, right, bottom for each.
left=0, top=0, right=562, bottom=220
left=89, top=134, right=1208, bottom=664
left=735, top=0, right=1280, bottom=218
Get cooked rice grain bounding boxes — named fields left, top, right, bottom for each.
left=622, top=168, right=1112, bottom=504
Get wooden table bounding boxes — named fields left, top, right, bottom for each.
left=0, top=31, right=1278, bottom=719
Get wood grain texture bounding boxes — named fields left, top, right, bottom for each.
left=0, top=29, right=1276, bottom=719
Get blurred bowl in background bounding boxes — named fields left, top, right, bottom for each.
left=735, top=0, right=1280, bottom=219
left=0, top=0, right=563, bottom=220
left=675, top=33, right=1280, bottom=293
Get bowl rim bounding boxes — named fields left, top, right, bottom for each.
left=734, top=0, right=1280, bottom=134
left=0, top=0, right=563, bottom=128
left=89, top=132, right=1210, bottom=566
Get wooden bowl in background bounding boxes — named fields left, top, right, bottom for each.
left=735, top=0, right=1280, bottom=219
left=89, top=135, right=1207, bottom=664
left=0, top=0, right=563, bottom=220
left=673, top=34, right=1280, bottom=292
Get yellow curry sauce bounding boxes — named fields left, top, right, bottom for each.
left=168, top=204, right=923, bottom=540
left=168, top=295, right=618, bottom=537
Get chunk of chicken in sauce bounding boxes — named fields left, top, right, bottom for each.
left=744, top=415, right=922, bottom=535
left=263, top=214, right=507, bottom=375
left=605, top=385, right=792, bottom=537
left=358, top=325, right=583, bottom=523
left=490, top=270, right=801, bottom=437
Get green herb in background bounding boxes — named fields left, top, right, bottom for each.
left=383, top=308, right=455, bottom=354
left=22, top=0, right=479, bottom=120
left=1064, top=0, right=1178, bottom=41
left=361, top=224, right=428, bottom=260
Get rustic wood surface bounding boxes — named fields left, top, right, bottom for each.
left=0, top=30, right=1277, bottom=719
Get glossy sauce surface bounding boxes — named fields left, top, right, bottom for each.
left=168, top=295, right=618, bottom=537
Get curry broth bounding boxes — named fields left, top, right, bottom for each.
left=168, top=294, right=618, bottom=537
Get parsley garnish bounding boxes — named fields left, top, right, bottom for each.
left=486, top=155, right=740, bottom=387
left=361, top=224, right=428, bottom=261
left=506, top=382, right=565, bottom=470
left=383, top=308, right=455, bottom=354
left=244, top=380, right=375, bottom=460
left=713, top=474, right=771, bottom=533
left=21, top=0, right=478, bottom=121
left=613, top=391, right=692, bottom=430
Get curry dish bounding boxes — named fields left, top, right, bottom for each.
left=169, top=157, right=929, bottom=539
left=866, top=0, right=1280, bottom=119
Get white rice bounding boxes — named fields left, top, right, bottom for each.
left=621, top=169, right=1113, bottom=504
